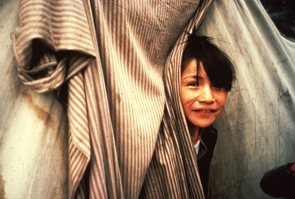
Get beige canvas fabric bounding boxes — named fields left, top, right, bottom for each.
left=12, top=0, right=212, bottom=198
left=2, top=0, right=295, bottom=198
left=199, top=1, right=295, bottom=198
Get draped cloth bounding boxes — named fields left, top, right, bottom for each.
left=6, top=0, right=295, bottom=198
left=12, top=0, right=213, bottom=198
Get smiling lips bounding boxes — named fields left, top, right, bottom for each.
left=197, top=110, right=215, bottom=112
left=194, top=109, right=217, bottom=116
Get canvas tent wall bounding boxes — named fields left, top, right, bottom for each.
left=0, top=0, right=68, bottom=198
left=201, top=1, right=295, bottom=198
left=0, top=0, right=294, bottom=198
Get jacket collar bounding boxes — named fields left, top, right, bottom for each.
left=197, top=126, right=218, bottom=160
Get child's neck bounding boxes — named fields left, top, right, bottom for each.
left=188, top=124, right=199, bottom=142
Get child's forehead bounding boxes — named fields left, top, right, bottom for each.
left=182, top=58, right=208, bottom=76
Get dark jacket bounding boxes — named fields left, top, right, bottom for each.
left=260, top=162, right=295, bottom=199
left=196, top=126, right=218, bottom=198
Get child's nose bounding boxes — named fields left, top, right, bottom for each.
left=198, top=86, right=215, bottom=103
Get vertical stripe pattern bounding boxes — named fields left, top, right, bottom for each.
left=13, top=0, right=212, bottom=198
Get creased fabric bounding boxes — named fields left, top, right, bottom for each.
left=12, top=0, right=212, bottom=198
left=140, top=1, right=212, bottom=198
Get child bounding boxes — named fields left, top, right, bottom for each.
left=180, top=30, right=235, bottom=198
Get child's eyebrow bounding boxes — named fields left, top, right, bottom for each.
left=196, top=75, right=204, bottom=80
left=182, top=75, right=204, bottom=81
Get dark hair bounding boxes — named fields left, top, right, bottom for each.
left=182, top=29, right=235, bottom=91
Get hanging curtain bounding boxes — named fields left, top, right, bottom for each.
left=12, top=0, right=212, bottom=198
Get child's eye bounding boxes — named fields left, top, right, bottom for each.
left=188, top=82, right=199, bottom=87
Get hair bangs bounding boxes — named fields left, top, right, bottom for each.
left=182, top=29, right=235, bottom=91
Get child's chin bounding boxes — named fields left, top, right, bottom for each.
left=198, top=118, right=216, bottom=128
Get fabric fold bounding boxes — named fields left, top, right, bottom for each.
left=12, top=0, right=96, bottom=93
left=140, top=1, right=212, bottom=198
left=12, top=0, right=96, bottom=197
left=13, top=0, right=213, bottom=198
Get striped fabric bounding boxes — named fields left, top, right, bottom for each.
left=12, top=0, right=212, bottom=198
left=140, top=2, right=212, bottom=198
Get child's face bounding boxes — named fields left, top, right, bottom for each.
left=181, top=58, right=227, bottom=131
